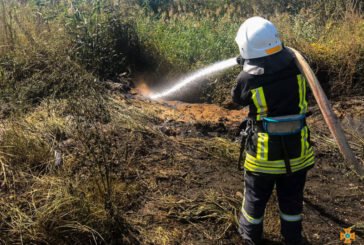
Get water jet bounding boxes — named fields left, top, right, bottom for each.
left=150, top=58, right=238, bottom=100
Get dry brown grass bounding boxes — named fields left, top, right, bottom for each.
left=0, top=1, right=363, bottom=244
left=0, top=96, right=148, bottom=243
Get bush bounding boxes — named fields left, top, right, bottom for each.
left=65, top=1, right=141, bottom=80
left=0, top=49, right=103, bottom=117
left=274, top=11, right=364, bottom=97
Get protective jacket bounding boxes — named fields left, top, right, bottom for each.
left=232, top=48, right=314, bottom=175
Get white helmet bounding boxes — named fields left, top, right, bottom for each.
left=235, top=16, right=282, bottom=59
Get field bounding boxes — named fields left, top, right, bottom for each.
left=0, top=0, right=363, bottom=244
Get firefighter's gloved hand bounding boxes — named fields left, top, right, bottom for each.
left=237, top=55, right=245, bottom=65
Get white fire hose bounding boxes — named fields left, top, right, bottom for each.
left=288, top=47, right=364, bottom=177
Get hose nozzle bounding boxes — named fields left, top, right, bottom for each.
left=236, top=55, right=245, bottom=65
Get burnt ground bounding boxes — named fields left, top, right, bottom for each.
left=124, top=93, right=364, bottom=245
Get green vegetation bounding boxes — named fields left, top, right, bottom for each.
left=0, top=0, right=363, bottom=244
left=134, top=0, right=363, bottom=102
left=1, top=0, right=362, bottom=102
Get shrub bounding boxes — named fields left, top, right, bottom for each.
left=65, top=1, right=141, bottom=80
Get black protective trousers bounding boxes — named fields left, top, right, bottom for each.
left=239, top=169, right=308, bottom=245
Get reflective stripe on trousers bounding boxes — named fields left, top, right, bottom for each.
left=280, top=211, right=302, bottom=222
left=241, top=186, right=264, bottom=225
left=241, top=206, right=264, bottom=225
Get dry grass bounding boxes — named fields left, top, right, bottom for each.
left=0, top=95, right=149, bottom=243
left=138, top=190, right=241, bottom=244
left=180, top=137, right=240, bottom=163
left=168, top=190, right=240, bottom=239
left=0, top=175, right=107, bottom=244
left=0, top=1, right=363, bottom=244
left=308, top=103, right=364, bottom=174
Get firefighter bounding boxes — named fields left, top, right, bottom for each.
left=232, top=17, right=315, bottom=245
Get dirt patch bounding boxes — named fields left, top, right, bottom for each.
left=304, top=159, right=364, bottom=244
left=160, top=101, right=246, bottom=125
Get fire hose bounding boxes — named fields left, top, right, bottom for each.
left=288, top=47, right=364, bottom=177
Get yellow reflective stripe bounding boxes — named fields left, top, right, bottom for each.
left=300, top=126, right=307, bottom=157
left=301, top=126, right=311, bottom=158
left=241, top=187, right=264, bottom=224
left=244, top=156, right=314, bottom=174
left=251, top=87, right=268, bottom=120
left=244, top=150, right=315, bottom=174
left=291, top=155, right=314, bottom=172
left=246, top=148, right=314, bottom=166
left=252, top=154, right=314, bottom=169
left=242, top=207, right=264, bottom=224
left=302, top=75, right=308, bottom=112
left=297, top=74, right=303, bottom=113
left=280, top=211, right=302, bottom=222
left=251, top=89, right=261, bottom=120
left=245, top=154, right=314, bottom=171
left=305, top=128, right=310, bottom=157
left=259, top=87, right=268, bottom=119
left=256, top=133, right=269, bottom=160
left=297, top=75, right=308, bottom=114
left=244, top=162, right=286, bottom=173
left=244, top=160, right=288, bottom=173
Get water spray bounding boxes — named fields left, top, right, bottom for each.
left=150, top=58, right=238, bottom=99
